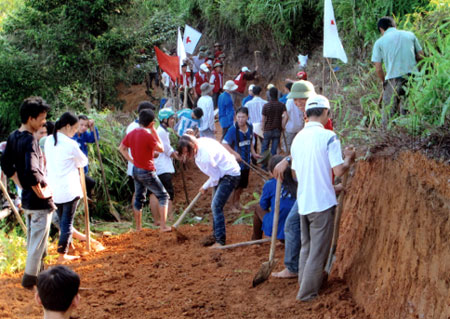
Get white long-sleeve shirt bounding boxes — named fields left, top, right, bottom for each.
left=44, top=132, right=88, bottom=204
left=285, top=98, right=304, bottom=133
left=195, top=138, right=240, bottom=190
left=154, top=125, right=175, bottom=175
left=244, top=96, right=267, bottom=125
left=197, top=95, right=215, bottom=132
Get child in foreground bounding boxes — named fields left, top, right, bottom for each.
left=35, top=265, right=80, bottom=319
left=119, top=109, right=171, bottom=232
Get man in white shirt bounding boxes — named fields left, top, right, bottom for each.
left=290, top=95, right=355, bottom=302
left=244, top=85, right=266, bottom=125
left=177, top=135, right=240, bottom=247
left=197, top=83, right=216, bottom=139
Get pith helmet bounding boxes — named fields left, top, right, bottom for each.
left=287, top=80, right=316, bottom=99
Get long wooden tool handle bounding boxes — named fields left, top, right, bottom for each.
left=0, top=180, right=27, bottom=234
left=79, top=168, right=90, bottom=252
left=327, top=171, right=349, bottom=265
left=93, top=129, right=120, bottom=222
left=268, top=178, right=282, bottom=262
left=213, top=238, right=270, bottom=250
left=240, top=161, right=267, bottom=181
left=173, top=192, right=202, bottom=228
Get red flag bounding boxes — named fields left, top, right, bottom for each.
left=154, top=46, right=180, bottom=82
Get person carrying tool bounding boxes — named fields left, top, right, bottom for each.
left=180, top=62, right=194, bottom=109
left=218, top=80, right=238, bottom=140
left=372, top=16, right=424, bottom=127
left=72, top=114, right=98, bottom=199
left=252, top=155, right=296, bottom=240
left=177, top=134, right=240, bottom=248
left=233, top=66, right=257, bottom=107
left=197, top=82, right=216, bottom=138
left=1, top=97, right=55, bottom=289
left=209, top=62, right=224, bottom=108
left=222, top=107, right=261, bottom=210
left=290, top=95, right=355, bottom=301
left=119, top=109, right=171, bottom=232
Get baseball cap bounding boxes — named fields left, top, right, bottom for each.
left=248, top=84, right=255, bottom=91
left=200, top=63, right=210, bottom=73
left=241, top=66, right=250, bottom=72
left=305, top=95, right=330, bottom=111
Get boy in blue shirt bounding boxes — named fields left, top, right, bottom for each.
left=222, top=107, right=261, bottom=210
left=72, top=114, right=99, bottom=198
left=175, top=107, right=203, bottom=136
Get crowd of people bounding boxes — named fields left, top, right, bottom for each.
left=0, top=15, right=424, bottom=316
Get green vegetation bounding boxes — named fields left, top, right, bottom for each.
left=0, top=228, right=27, bottom=274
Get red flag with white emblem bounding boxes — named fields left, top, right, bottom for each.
left=183, top=25, right=202, bottom=54
left=323, top=0, right=348, bottom=63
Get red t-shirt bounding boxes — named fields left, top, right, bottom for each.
left=122, top=128, right=157, bottom=171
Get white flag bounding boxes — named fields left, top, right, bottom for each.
left=298, top=54, right=308, bottom=68
left=323, top=0, right=348, bottom=63
left=177, top=27, right=187, bottom=74
left=183, top=24, right=202, bottom=54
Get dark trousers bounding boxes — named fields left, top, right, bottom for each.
left=56, top=197, right=80, bottom=254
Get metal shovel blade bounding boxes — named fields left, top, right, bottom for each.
left=252, top=258, right=278, bottom=287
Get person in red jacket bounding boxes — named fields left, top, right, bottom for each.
left=233, top=66, right=257, bottom=108
left=214, top=42, right=223, bottom=59
left=193, top=63, right=210, bottom=98
left=210, top=62, right=224, bottom=109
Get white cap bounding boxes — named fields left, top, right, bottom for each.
left=241, top=66, right=250, bottom=72
left=200, top=63, right=210, bottom=73
left=305, top=95, right=330, bottom=111
left=223, top=80, right=238, bottom=91
left=248, top=84, right=255, bottom=91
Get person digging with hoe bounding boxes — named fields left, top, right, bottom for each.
left=119, top=109, right=171, bottom=232
left=177, top=134, right=240, bottom=248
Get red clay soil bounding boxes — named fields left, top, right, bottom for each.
left=0, top=223, right=368, bottom=319
left=334, top=151, right=450, bottom=319
left=0, top=133, right=368, bottom=318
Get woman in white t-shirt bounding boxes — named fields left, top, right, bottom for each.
left=44, top=112, right=88, bottom=263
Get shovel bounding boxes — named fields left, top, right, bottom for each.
left=324, top=171, right=349, bottom=274
left=252, top=177, right=282, bottom=287
left=173, top=192, right=202, bottom=242
left=0, top=180, right=27, bottom=234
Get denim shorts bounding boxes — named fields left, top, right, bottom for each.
left=133, top=167, right=169, bottom=210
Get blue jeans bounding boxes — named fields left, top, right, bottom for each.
left=211, top=175, right=240, bottom=245
left=261, top=129, right=281, bottom=156
left=133, top=167, right=169, bottom=210
left=56, top=197, right=80, bottom=254
left=284, top=200, right=300, bottom=273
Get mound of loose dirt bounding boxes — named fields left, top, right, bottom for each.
left=0, top=224, right=368, bottom=319
left=335, top=151, right=450, bottom=319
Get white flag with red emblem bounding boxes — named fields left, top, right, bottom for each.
left=183, top=24, right=202, bottom=54
left=323, top=0, right=348, bottom=63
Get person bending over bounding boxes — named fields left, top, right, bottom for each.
left=177, top=135, right=240, bottom=247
